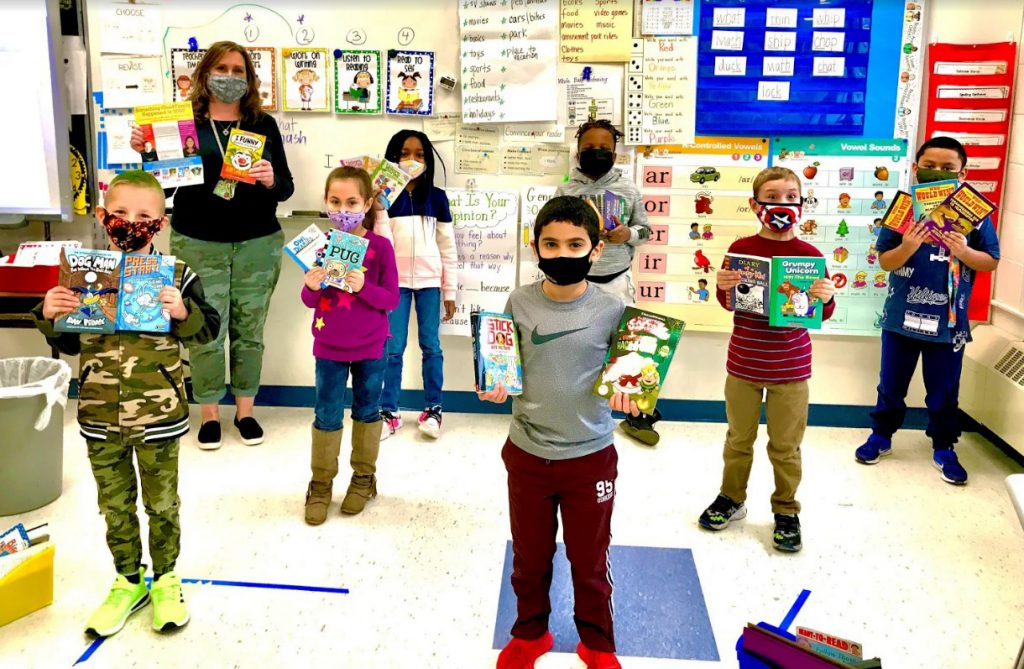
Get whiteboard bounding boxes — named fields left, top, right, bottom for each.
left=84, top=0, right=596, bottom=216
left=0, top=0, right=72, bottom=220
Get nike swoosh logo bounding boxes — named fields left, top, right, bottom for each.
left=531, top=325, right=589, bottom=345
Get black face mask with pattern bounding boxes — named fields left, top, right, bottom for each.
left=102, top=212, right=163, bottom=252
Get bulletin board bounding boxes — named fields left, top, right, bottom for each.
left=694, top=0, right=921, bottom=139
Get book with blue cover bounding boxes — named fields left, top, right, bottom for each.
left=116, top=254, right=176, bottom=333
left=471, top=311, right=523, bottom=395
left=283, top=223, right=329, bottom=272
left=321, top=229, right=370, bottom=292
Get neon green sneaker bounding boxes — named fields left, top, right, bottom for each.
left=84, top=568, right=150, bottom=637
left=151, top=571, right=190, bottom=632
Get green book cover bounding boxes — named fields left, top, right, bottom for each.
left=768, top=256, right=826, bottom=329
left=593, top=307, right=685, bottom=414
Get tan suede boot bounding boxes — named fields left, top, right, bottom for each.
left=305, top=426, right=342, bottom=525
left=341, top=420, right=380, bottom=515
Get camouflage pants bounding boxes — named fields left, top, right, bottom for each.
left=171, top=230, right=284, bottom=404
left=86, top=430, right=181, bottom=576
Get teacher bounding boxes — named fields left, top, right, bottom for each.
left=131, top=40, right=294, bottom=450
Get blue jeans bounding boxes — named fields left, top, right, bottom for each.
left=314, top=357, right=387, bottom=431
left=380, top=287, right=443, bottom=412
left=870, top=329, right=965, bottom=449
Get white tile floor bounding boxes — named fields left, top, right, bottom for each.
left=2, top=404, right=1023, bottom=668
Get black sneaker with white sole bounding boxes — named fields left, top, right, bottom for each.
left=698, top=494, right=747, bottom=531
left=773, top=513, right=802, bottom=553
left=234, top=416, right=264, bottom=446
left=196, top=421, right=222, bottom=451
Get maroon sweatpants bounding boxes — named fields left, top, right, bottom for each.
left=502, top=438, right=618, bottom=653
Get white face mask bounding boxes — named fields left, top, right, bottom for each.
left=400, top=159, right=425, bottom=178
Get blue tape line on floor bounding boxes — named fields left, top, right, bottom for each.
left=73, top=577, right=348, bottom=663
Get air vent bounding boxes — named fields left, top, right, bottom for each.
left=993, top=343, right=1024, bottom=388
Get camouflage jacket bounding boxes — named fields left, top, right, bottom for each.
left=33, top=253, right=220, bottom=443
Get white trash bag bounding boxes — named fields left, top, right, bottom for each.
left=0, top=357, right=72, bottom=431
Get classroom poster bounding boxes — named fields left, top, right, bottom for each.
left=499, top=145, right=569, bottom=177
left=247, top=47, right=278, bottom=111
left=455, top=124, right=501, bottom=174
left=99, top=55, right=164, bottom=108
left=386, top=50, right=435, bottom=116
left=99, top=3, right=162, bottom=55
left=518, top=185, right=558, bottom=286
left=459, top=0, right=559, bottom=123
left=334, top=50, right=382, bottom=115
left=558, top=64, right=624, bottom=127
left=170, top=48, right=206, bottom=102
left=440, top=188, right=520, bottom=337
left=281, top=48, right=330, bottom=112
left=625, top=38, right=697, bottom=146
left=772, top=137, right=911, bottom=336
left=632, top=138, right=770, bottom=332
left=893, top=0, right=926, bottom=142
left=559, top=0, right=633, bottom=62
left=133, top=101, right=204, bottom=188
left=423, top=112, right=460, bottom=142
left=641, top=0, right=696, bottom=36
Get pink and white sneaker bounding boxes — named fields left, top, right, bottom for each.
left=418, top=406, right=443, bottom=439
left=380, top=411, right=402, bottom=441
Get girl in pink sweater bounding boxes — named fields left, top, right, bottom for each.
left=301, top=167, right=398, bottom=524
left=378, top=130, right=458, bottom=441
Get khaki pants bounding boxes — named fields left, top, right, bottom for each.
left=720, top=374, right=808, bottom=514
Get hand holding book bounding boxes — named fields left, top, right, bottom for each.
left=158, top=285, right=187, bottom=321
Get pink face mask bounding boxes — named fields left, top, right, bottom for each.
left=327, top=209, right=366, bottom=232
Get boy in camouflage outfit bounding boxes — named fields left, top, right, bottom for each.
left=34, top=171, right=219, bottom=638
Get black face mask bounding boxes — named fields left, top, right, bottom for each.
left=538, top=254, right=593, bottom=286
left=579, top=148, right=615, bottom=177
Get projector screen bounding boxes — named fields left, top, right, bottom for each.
left=0, top=0, right=71, bottom=220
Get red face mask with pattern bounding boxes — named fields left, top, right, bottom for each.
left=102, top=212, right=163, bottom=252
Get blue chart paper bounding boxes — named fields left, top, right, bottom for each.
left=696, top=0, right=890, bottom=137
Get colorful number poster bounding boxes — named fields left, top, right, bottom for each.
left=519, top=185, right=558, bottom=287
left=772, top=137, right=911, bottom=336
left=440, top=189, right=520, bottom=337
left=246, top=47, right=278, bottom=111
left=334, top=50, right=382, bottom=115
left=625, top=38, right=698, bottom=146
left=459, top=0, right=559, bottom=123
left=133, top=101, right=204, bottom=188
left=386, top=50, right=435, bottom=116
left=282, top=48, right=330, bottom=112
left=632, top=138, right=770, bottom=332
left=560, top=0, right=634, bottom=62
left=170, top=48, right=206, bottom=102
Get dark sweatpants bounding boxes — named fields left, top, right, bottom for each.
left=502, top=439, right=617, bottom=653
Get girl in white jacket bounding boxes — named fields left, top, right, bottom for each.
left=378, top=129, right=457, bottom=440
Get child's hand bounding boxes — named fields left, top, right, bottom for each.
left=159, top=286, right=188, bottom=321
left=248, top=159, right=275, bottom=188
left=809, top=277, right=836, bottom=303
left=304, top=268, right=327, bottom=291
left=900, top=222, right=930, bottom=253
left=716, top=269, right=742, bottom=291
left=609, top=391, right=640, bottom=417
left=602, top=218, right=631, bottom=244
left=129, top=126, right=145, bottom=153
left=443, top=300, right=457, bottom=322
left=371, top=189, right=386, bottom=211
left=477, top=382, right=509, bottom=404
left=42, top=286, right=80, bottom=320
left=940, top=231, right=969, bottom=258
left=344, top=270, right=365, bottom=293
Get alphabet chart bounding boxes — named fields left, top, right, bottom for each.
left=772, top=137, right=910, bottom=335
left=632, top=138, right=770, bottom=332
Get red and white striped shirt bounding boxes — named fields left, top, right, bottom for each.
left=716, top=235, right=835, bottom=384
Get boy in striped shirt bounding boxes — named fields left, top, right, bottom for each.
left=698, top=167, right=836, bottom=552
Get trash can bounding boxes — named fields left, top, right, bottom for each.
left=0, top=357, right=71, bottom=515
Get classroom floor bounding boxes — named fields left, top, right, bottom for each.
left=2, top=404, right=1023, bottom=669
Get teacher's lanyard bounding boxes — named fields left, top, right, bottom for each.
left=211, top=120, right=239, bottom=201
left=948, top=255, right=960, bottom=329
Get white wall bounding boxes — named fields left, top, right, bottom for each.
left=4, top=0, right=1023, bottom=412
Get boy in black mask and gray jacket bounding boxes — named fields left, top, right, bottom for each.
left=556, top=119, right=657, bottom=445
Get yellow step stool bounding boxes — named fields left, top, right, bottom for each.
left=0, top=545, right=55, bottom=627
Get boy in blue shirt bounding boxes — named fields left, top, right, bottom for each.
left=855, top=137, right=1000, bottom=484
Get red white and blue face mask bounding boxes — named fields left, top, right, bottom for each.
left=756, top=201, right=802, bottom=232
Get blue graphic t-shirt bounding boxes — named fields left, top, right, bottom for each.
left=876, top=218, right=1000, bottom=345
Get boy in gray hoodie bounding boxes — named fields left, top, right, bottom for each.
left=555, top=119, right=658, bottom=445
